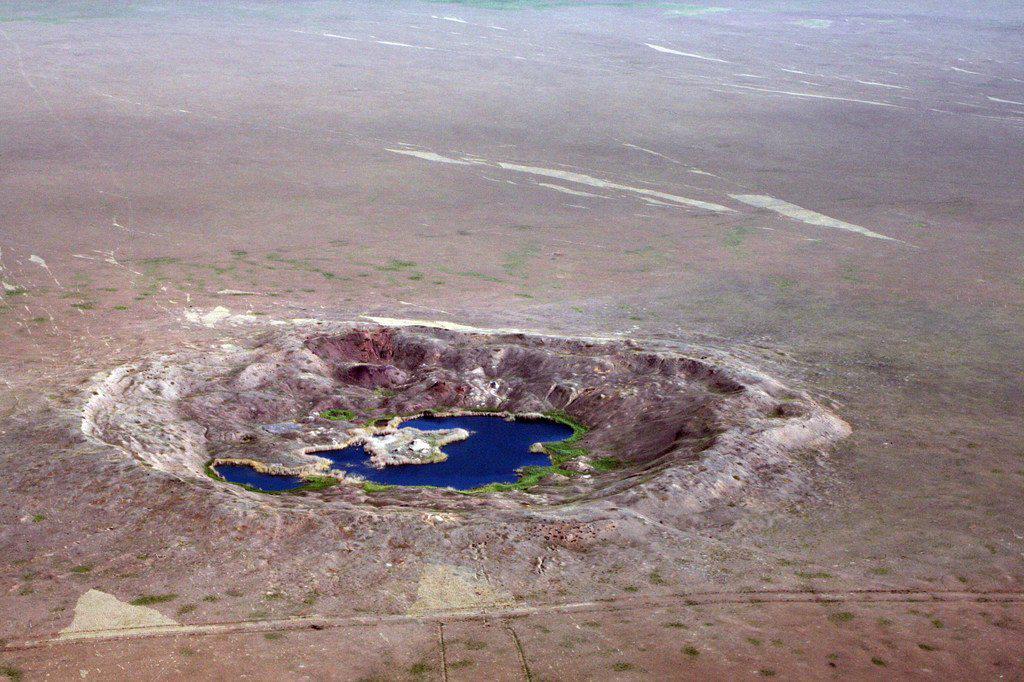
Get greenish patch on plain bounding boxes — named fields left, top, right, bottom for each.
left=441, top=268, right=505, bottom=283
left=376, top=259, right=417, bottom=272
left=363, top=481, right=391, bottom=493
left=265, top=253, right=341, bottom=280
left=794, top=570, right=832, bottom=579
left=769, top=275, right=797, bottom=292
left=320, top=408, right=356, bottom=421
left=502, top=243, right=539, bottom=278
left=130, top=594, right=177, bottom=606
left=0, top=665, right=23, bottom=681
left=3, top=287, right=28, bottom=297
left=591, top=456, right=622, bottom=472
left=840, top=264, right=863, bottom=284
left=138, top=256, right=180, bottom=267
left=723, top=225, right=754, bottom=250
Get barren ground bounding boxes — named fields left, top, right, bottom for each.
left=1, top=0, right=1023, bottom=679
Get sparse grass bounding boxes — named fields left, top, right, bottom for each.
left=828, top=611, right=855, bottom=624
left=747, top=637, right=762, bottom=646
left=0, top=665, right=23, bottom=681
left=759, top=670, right=776, bottom=677
left=769, top=276, right=797, bottom=292
left=794, top=571, right=832, bottom=579
left=683, top=645, right=700, bottom=657
left=591, top=456, right=622, bottom=472
left=537, top=411, right=589, bottom=465
left=177, top=604, right=196, bottom=615
left=300, top=476, right=341, bottom=491
left=464, top=639, right=487, bottom=650
left=871, top=657, right=886, bottom=667
left=450, top=659, right=474, bottom=669
left=130, top=594, right=177, bottom=606
left=376, top=259, right=417, bottom=272
left=931, top=619, right=944, bottom=628
left=664, top=621, right=687, bottom=629
left=202, top=595, right=219, bottom=603
left=264, top=632, right=285, bottom=641
left=31, top=514, right=44, bottom=522
left=502, top=243, right=539, bottom=278
left=918, top=643, right=935, bottom=651
left=363, top=482, right=390, bottom=493
left=70, top=565, right=93, bottom=574
left=648, top=571, right=666, bottom=585
left=611, top=662, right=634, bottom=671
left=723, top=225, right=753, bottom=249
left=320, top=408, right=356, bottom=421
left=409, top=661, right=431, bottom=677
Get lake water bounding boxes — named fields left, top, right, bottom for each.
left=215, top=415, right=574, bottom=492
left=213, top=464, right=306, bottom=492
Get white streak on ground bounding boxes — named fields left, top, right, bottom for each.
left=730, top=194, right=898, bottom=242
left=949, top=66, right=982, bottom=75
left=988, top=96, right=1024, bottom=106
left=323, top=32, right=358, bottom=40
left=385, top=149, right=471, bottom=165
left=721, top=83, right=902, bottom=108
left=386, top=148, right=733, bottom=212
left=376, top=40, right=434, bottom=50
left=534, top=182, right=608, bottom=198
left=442, top=16, right=466, bottom=23
left=496, top=162, right=734, bottom=212
left=644, top=43, right=730, bottom=64
left=622, top=143, right=681, bottom=164
left=29, top=254, right=62, bottom=288
left=856, top=80, right=907, bottom=90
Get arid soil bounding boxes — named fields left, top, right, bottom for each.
left=1, top=0, right=1023, bottom=679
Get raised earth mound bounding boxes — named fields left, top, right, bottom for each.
left=81, top=321, right=849, bottom=526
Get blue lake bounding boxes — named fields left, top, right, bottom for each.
left=215, top=415, right=575, bottom=492
left=213, top=464, right=306, bottom=492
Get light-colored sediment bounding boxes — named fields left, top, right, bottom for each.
left=59, top=590, right=178, bottom=640
left=407, top=564, right=513, bottom=615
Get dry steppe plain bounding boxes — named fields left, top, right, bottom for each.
left=1, top=0, right=1023, bottom=678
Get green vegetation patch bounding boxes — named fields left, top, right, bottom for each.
left=130, top=594, right=177, bottom=606
left=320, top=408, right=356, bottom=421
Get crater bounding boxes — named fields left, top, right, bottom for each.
left=81, top=320, right=850, bottom=524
